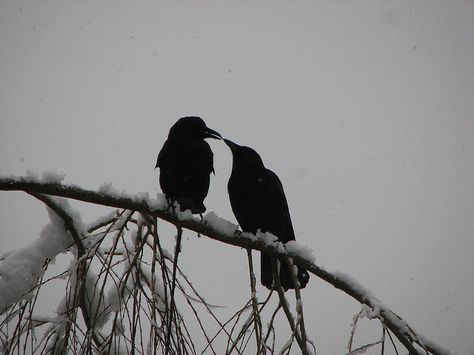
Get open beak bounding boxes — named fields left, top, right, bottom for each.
left=205, top=127, right=222, bottom=140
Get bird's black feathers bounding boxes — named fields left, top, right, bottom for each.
left=224, top=139, right=309, bottom=290
left=156, top=117, right=221, bottom=214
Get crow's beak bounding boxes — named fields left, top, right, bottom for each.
left=205, top=127, right=222, bottom=140
left=223, top=138, right=239, bottom=151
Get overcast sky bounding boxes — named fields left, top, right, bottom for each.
left=1, top=1, right=474, bottom=354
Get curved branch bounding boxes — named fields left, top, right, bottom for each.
left=25, top=192, right=109, bottom=354
left=0, top=176, right=449, bottom=355
left=27, top=192, right=86, bottom=256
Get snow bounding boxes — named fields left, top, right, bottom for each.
left=333, top=271, right=382, bottom=310
left=24, top=170, right=66, bottom=183
left=158, top=245, right=173, bottom=260
left=25, top=170, right=39, bottom=181
left=285, top=240, right=316, bottom=263
left=0, top=250, right=14, bottom=261
left=417, top=334, right=452, bottom=355
left=140, top=265, right=166, bottom=312
left=240, top=231, right=258, bottom=241
left=107, top=281, right=122, bottom=313
left=42, top=170, right=66, bottom=183
left=86, top=209, right=118, bottom=231
left=149, top=193, right=168, bottom=210
left=132, top=191, right=149, bottom=201
left=296, top=299, right=303, bottom=314
left=305, top=342, right=316, bottom=355
left=98, top=182, right=170, bottom=216
left=255, top=231, right=278, bottom=245
left=106, top=261, right=136, bottom=314
left=110, top=212, right=133, bottom=232
left=82, top=267, right=110, bottom=328
left=279, top=336, right=295, bottom=353
left=335, top=271, right=452, bottom=355
left=137, top=212, right=147, bottom=227
left=0, top=198, right=82, bottom=312
left=176, top=205, right=195, bottom=220
left=98, top=181, right=118, bottom=194
left=204, top=212, right=239, bottom=235
left=108, top=335, right=129, bottom=355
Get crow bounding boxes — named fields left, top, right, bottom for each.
left=224, top=139, right=309, bottom=290
left=156, top=117, right=221, bottom=214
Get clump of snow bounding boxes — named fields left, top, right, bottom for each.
left=239, top=231, right=257, bottom=241
left=98, top=181, right=119, bottom=195
left=305, top=342, right=316, bottom=355
left=176, top=206, right=195, bottom=220
left=42, top=171, right=66, bottom=183
left=279, top=336, right=295, bottom=354
left=134, top=191, right=149, bottom=200
left=0, top=199, right=83, bottom=312
left=83, top=268, right=110, bottom=328
left=26, top=170, right=40, bottom=181
left=204, top=212, right=238, bottom=235
left=137, top=213, right=147, bottom=227
left=285, top=241, right=316, bottom=263
left=255, top=231, right=278, bottom=246
left=149, top=193, right=168, bottom=210
left=24, top=170, right=66, bottom=183
left=96, top=182, right=170, bottom=216
left=43, top=315, right=68, bottom=354
left=99, top=183, right=154, bottom=204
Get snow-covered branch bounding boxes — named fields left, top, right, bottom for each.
left=0, top=175, right=450, bottom=355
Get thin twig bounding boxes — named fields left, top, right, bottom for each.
left=165, top=226, right=183, bottom=354
left=246, top=249, right=263, bottom=353
left=271, top=258, right=307, bottom=354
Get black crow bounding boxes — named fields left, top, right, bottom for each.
left=224, top=139, right=309, bottom=290
left=156, top=117, right=221, bottom=214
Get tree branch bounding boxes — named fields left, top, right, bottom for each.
left=26, top=192, right=106, bottom=354
left=0, top=176, right=450, bottom=355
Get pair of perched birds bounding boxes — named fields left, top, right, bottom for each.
left=156, top=116, right=309, bottom=291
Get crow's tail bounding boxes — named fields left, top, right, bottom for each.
left=260, top=252, right=309, bottom=291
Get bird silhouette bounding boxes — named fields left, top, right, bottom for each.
left=224, top=139, right=309, bottom=290
left=156, top=117, right=221, bottom=214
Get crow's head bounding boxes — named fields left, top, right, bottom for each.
left=224, top=139, right=265, bottom=171
left=169, top=116, right=221, bottom=141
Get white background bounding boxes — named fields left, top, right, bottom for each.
left=1, top=1, right=473, bottom=354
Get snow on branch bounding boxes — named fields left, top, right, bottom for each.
left=0, top=198, right=75, bottom=311
left=0, top=175, right=450, bottom=355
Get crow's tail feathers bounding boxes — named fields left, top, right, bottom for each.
left=260, top=252, right=309, bottom=291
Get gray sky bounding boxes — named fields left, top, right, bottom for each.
left=1, top=1, right=473, bottom=353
